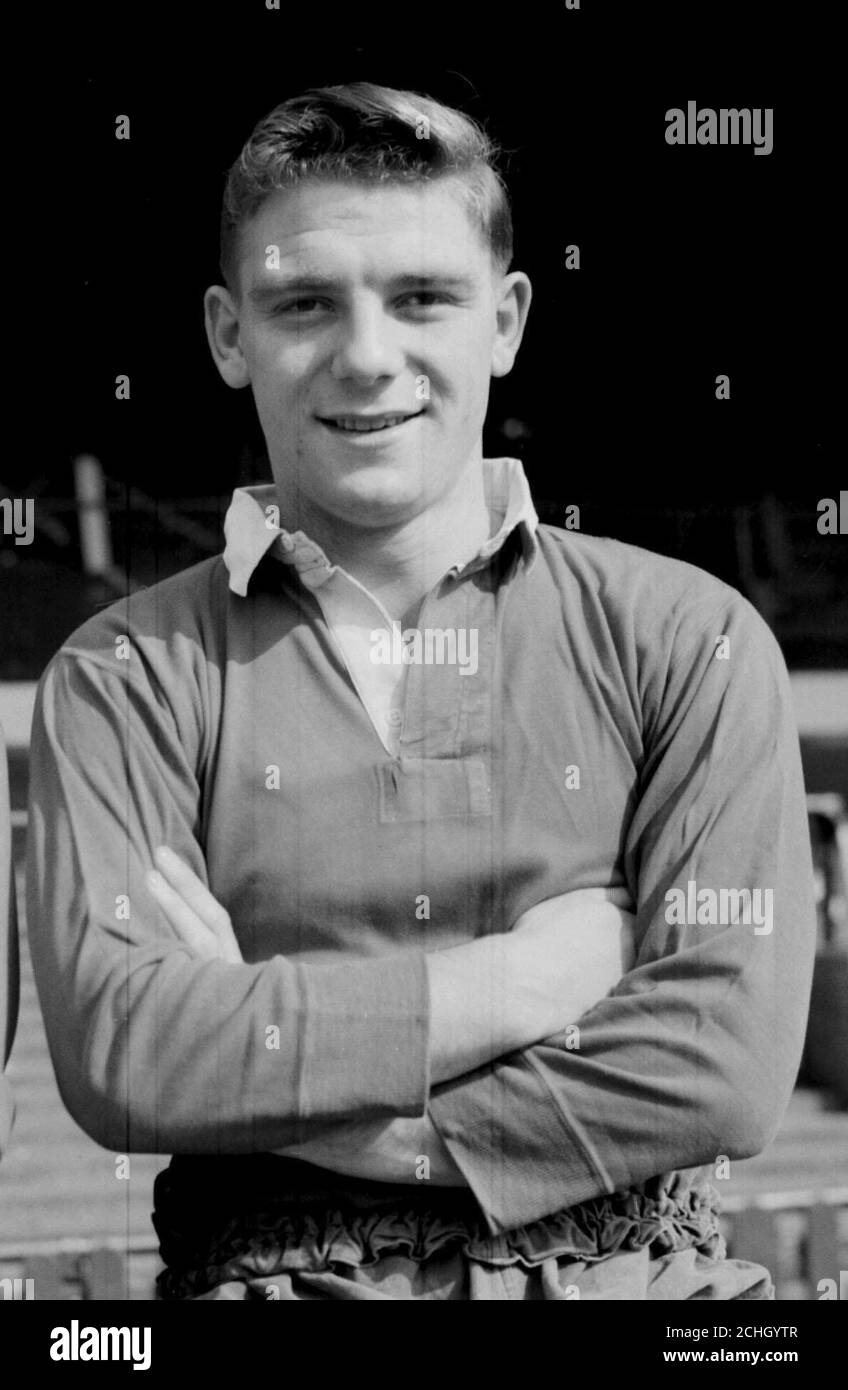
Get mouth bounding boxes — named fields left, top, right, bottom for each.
left=316, top=409, right=425, bottom=435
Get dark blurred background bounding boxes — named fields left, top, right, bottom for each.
left=1, top=2, right=843, bottom=675
left=0, top=1, right=845, bottom=1300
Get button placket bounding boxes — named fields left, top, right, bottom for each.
left=399, top=579, right=477, bottom=760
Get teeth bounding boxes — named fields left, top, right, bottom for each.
left=329, top=415, right=411, bottom=432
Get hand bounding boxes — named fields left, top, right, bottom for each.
left=505, top=887, right=638, bottom=1041
left=512, top=885, right=637, bottom=971
left=145, top=846, right=243, bottom=964
left=279, top=1112, right=467, bottom=1187
left=427, top=886, right=638, bottom=1086
left=144, top=848, right=465, bottom=1186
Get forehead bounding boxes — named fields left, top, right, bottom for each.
left=237, top=176, right=491, bottom=288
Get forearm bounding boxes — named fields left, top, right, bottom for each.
left=27, top=660, right=432, bottom=1151
left=274, top=931, right=527, bottom=1183
left=426, top=888, right=634, bottom=1085
left=429, top=602, right=819, bottom=1235
left=279, top=1112, right=468, bottom=1187
left=283, top=891, right=635, bottom=1184
left=29, top=926, right=431, bottom=1153
left=428, top=919, right=814, bottom=1235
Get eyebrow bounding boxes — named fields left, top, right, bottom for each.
left=247, top=272, right=478, bottom=305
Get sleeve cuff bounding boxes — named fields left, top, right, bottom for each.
left=299, top=949, right=431, bottom=1121
left=429, top=1052, right=613, bottom=1236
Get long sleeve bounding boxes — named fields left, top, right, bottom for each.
left=428, top=590, right=817, bottom=1235
left=26, top=647, right=430, bottom=1155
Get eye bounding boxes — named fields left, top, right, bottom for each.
left=398, top=291, right=450, bottom=309
left=271, top=297, right=330, bottom=316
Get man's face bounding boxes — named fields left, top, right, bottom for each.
left=218, top=176, right=523, bottom=531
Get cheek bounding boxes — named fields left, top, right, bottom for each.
left=451, top=351, right=493, bottom=416
left=433, top=345, right=491, bottom=407
left=247, top=334, right=317, bottom=394
left=447, top=320, right=496, bottom=383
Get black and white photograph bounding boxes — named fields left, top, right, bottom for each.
left=0, top=0, right=844, bottom=1353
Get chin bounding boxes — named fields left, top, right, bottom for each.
left=321, top=466, right=424, bottom=506
left=334, top=490, right=423, bottom=526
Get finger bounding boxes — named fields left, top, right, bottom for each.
left=153, top=848, right=243, bottom=962
left=153, top=847, right=231, bottom=932
left=601, top=886, right=635, bottom=910
left=151, top=851, right=243, bottom=963
left=145, top=868, right=223, bottom=959
left=560, top=886, right=635, bottom=910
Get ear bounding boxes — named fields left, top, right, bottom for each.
left=490, top=271, right=532, bottom=378
left=204, top=285, right=251, bottom=389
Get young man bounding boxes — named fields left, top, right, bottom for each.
left=27, top=83, right=815, bottom=1300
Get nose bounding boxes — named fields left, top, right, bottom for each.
left=329, top=301, right=404, bottom=384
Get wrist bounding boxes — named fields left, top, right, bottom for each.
left=426, top=932, right=514, bottom=1084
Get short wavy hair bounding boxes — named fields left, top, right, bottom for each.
left=220, top=82, right=514, bottom=292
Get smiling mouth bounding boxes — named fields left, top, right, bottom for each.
left=317, top=411, right=425, bottom=433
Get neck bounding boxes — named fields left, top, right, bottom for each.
left=275, top=455, right=493, bottom=619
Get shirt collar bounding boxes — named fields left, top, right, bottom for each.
left=222, top=456, right=539, bottom=598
